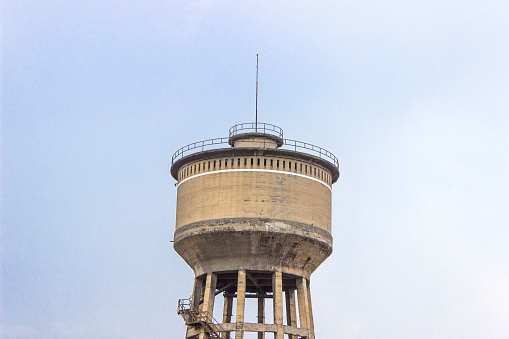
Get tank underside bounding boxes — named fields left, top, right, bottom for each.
left=174, top=217, right=333, bottom=278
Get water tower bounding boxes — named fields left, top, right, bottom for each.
left=172, top=122, right=339, bottom=339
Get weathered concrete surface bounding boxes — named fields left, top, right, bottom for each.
left=172, top=130, right=339, bottom=338
left=215, top=323, right=311, bottom=338
left=176, top=168, right=332, bottom=232
left=230, top=134, right=281, bottom=149
left=174, top=218, right=332, bottom=278
left=171, top=147, right=339, bottom=184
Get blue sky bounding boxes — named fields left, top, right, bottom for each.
left=1, top=1, right=508, bottom=338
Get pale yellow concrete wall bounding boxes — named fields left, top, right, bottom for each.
left=175, top=165, right=332, bottom=233
left=177, top=155, right=333, bottom=187
left=232, top=137, right=278, bottom=149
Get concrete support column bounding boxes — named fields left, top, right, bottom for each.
left=223, top=295, right=233, bottom=339
left=199, top=273, right=217, bottom=339
left=235, top=270, right=246, bottom=339
left=192, top=276, right=205, bottom=311
left=223, top=295, right=233, bottom=323
left=272, top=272, right=284, bottom=339
left=307, top=282, right=315, bottom=338
left=257, top=295, right=265, bottom=339
left=297, top=277, right=311, bottom=335
left=285, top=288, right=297, bottom=338
left=188, top=276, right=205, bottom=338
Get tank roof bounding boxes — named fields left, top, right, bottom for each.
left=170, top=122, right=340, bottom=181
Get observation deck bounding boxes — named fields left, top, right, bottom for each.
left=170, top=122, right=340, bottom=183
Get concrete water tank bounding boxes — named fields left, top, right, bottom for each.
left=172, top=122, right=339, bottom=339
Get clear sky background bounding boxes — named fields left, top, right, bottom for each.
left=1, top=1, right=508, bottom=338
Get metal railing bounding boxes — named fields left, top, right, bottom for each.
left=171, top=125, right=339, bottom=171
left=177, top=297, right=193, bottom=313
left=281, top=139, right=340, bottom=170
left=171, top=137, right=229, bottom=164
left=229, top=122, right=283, bottom=139
left=178, top=298, right=230, bottom=339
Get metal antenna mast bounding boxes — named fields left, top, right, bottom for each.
left=255, top=54, right=258, bottom=133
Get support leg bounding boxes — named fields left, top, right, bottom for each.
left=192, top=276, right=205, bottom=311
left=272, top=272, right=284, bottom=339
left=199, top=273, right=217, bottom=339
left=235, top=270, right=246, bottom=339
left=258, top=295, right=265, bottom=339
left=285, top=288, right=297, bottom=339
left=307, top=282, right=315, bottom=339
left=188, top=276, right=205, bottom=338
left=223, top=294, right=233, bottom=339
left=297, top=277, right=311, bottom=336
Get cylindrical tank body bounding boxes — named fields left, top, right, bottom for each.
left=172, top=123, right=339, bottom=339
